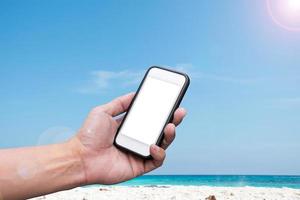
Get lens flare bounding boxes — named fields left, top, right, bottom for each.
left=267, top=0, right=300, bottom=31
left=288, top=0, right=300, bottom=12
left=37, top=126, right=74, bottom=145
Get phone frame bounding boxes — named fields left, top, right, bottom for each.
left=114, top=66, right=190, bottom=159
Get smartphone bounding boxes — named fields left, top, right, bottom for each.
left=114, top=66, right=190, bottom=158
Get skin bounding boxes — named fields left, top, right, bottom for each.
left=0, top=93, right=186, bottom=200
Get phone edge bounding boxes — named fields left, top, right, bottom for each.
left=113, top=66, right=190, bottom=159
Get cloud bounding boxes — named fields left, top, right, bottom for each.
left=76, top=64, right=261, bottom=94
left=77, top=70, right=144, bottom=94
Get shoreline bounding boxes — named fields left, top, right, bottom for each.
left=31, top=185, right=300, bottom=200
left=105, top=175, right=300, bottom=189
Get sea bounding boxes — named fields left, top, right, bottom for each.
left=114, top=175, right=300, bottom=189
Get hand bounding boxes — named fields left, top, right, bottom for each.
left=70, top=92, right=186, bottom=185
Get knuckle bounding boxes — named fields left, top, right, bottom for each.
left=166, top=132, right=175, bottom=143
left=91, top=106, right=104, bottom=114
left=160, top=151, right=166, bottom=160
left=159, top=155, right=166, bottom=167
left=156, top=160, right=164, bottom=168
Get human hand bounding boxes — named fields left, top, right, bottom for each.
left=70, top=92, right=186, bottom=185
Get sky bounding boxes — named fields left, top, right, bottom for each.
left=0, top=0, right=300, bottom=175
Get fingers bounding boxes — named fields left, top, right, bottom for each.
left=172, top=107, right=186, bottom=126
left=115, top=108, right=183, bottom=148
left=150, top=144, right=165, bottom=161
left=159, top=108, right=186, bottom=149
left=115, top=106, right=186, bottom=126
left=143, top=108, right=186, bottom=173
left=96, top=92, right=135, bottom=117
left=161, top=123, right=175, bottom=149
left=144, top=145, right=166, bottom=173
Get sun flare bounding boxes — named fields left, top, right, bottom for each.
left=267, top=0, right=300, bottom=31
left=288, top=0, right=300, bottom=12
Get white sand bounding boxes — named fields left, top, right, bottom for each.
left=31, top=186, right=300, bottom=200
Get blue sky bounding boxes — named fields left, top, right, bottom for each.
left=0, top=0, right=299, bottom=175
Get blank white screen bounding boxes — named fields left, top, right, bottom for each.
left=119, top=76, right=182, bottom=145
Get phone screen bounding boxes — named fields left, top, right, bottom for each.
left=118, top=74, right=183, bottom=145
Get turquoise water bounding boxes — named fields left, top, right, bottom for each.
left=116, top=175, right=300, bottom=189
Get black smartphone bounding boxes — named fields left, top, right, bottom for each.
left=114, top=66, right=190, bottom=158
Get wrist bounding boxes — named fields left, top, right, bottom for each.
left=65, top=137, right=88, bottom=187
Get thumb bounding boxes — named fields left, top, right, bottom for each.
left=102, top=92, right=135, bottom=117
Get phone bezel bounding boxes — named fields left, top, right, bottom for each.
left=114, top=66, right=190, bottom=159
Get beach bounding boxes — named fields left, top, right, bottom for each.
left=31, top=186, right=300, bottom=200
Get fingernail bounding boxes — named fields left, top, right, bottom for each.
left=152, top=145, right=160, bottom=152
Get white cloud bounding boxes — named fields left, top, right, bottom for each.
left=77, top=69, right=144, bottom=94
left=77, top=64, right=261, bottom=94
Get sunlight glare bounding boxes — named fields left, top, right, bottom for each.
left=267, top=0, right=300, bottom=31
left=288, top=0, right=300, bottom=12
